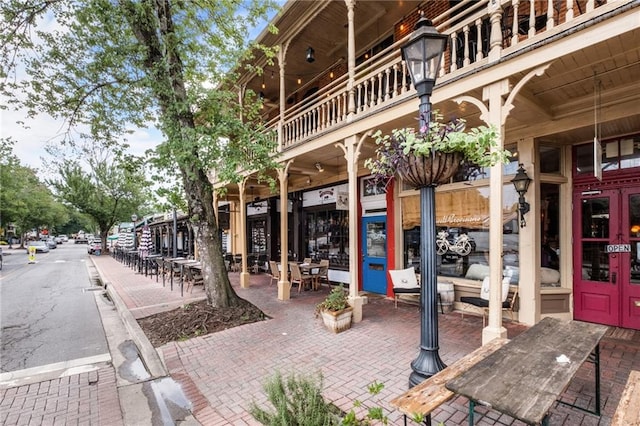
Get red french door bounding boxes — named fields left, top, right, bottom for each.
left=573, top=188, right=640, bottom=329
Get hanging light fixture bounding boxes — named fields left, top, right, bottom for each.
left=306, top=46, right=315, bottom=63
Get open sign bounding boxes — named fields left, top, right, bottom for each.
left=605, top=244, right=631, bottom=253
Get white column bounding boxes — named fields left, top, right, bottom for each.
left=278, top=42, right=289, bottom=151
left=238, top=179, right=250, bottom=288
left=337, top=131, right=371, bottom=323
left=482, top=80, right=510, bottom=344
left=517, top=137, right=541, bottom=325
left=277, top=164, right=292, bottom=300
left=345, top=0, right=356, bottom=119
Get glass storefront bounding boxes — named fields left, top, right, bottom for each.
left=303, top=183, right=350, bottom=269
left=402, top=184, right=520, bottom=281
left=305, top=209, right=349, bottom=268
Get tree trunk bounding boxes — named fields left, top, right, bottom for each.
left=183, top=165, right=240, bottom=307
left=123, top=0, right=242, bottom=308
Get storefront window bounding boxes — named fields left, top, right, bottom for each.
left=576, top=135, right=640, bottom=175
left=540, top=146, right=561, bottom=173
left=402, top=184, right=520, bottom=280
left=306, top=209, right=349, bottom=268
left=541, top=183, right=560, bottom=271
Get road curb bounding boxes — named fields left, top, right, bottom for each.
left=89, top=257, right=168, bottom=379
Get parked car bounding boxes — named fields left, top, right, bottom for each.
left=45, top=239, right=57, bottom=249
left=58, top=234, right=69, bottom=242
left=27, top=240, right=50, bottom=253
left=54, top=236, right=63, bottom=244
left=0, top=246, right=3, bottom=270
left=88, top=239, right=102, bottom=255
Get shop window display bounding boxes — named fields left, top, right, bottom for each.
left=402, top=184, right=521, bottom=279
left=306, top=209, right=349, bottom=268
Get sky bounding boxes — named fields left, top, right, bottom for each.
left=1, top=2, right=282, bottom=172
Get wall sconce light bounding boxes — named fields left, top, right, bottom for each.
left=297, top=77, right=302, bottom=85
left=315, top=162, right=324, bottom=172
left=306, top=46, right=315, bottom=63
left=511, top=163, right=532, bottom=228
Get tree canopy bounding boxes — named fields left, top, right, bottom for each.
left=1, top=0, right=282, bottom=307
left=47, top=145, right=150, bottom=248
left=0, top=139, right=69, bottom=241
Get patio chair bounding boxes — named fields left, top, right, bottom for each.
left=290, top=263, right=314, bottom=293
left=268, top=260, right=280, bottom=285
left=247, top=255, right=260, bottom=274
left=316, top=259, right=330, bottom=289
left=184, top=266, right=204, bottom=294
left=389, top=267, right=421, bottom=308
left=154, top=257, right=164, bottom=283
left=460, top=277, right=518, bottom=326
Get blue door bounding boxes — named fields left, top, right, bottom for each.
left=362, top=216, right=388, bottom=294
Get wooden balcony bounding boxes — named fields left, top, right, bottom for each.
left=258, top=0, right=637, bottom=156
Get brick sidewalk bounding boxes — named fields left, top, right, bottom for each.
left=4, top=252, right=637, bottom=426
left=0, top=366, right=122, bottom=426
left=87, top=254, right=639, bottom=425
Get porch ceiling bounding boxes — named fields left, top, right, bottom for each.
left=505, top=27, right=640, bottom=145
left=248, top=0, right=423, bottom=111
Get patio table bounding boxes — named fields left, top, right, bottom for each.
left=172, top=258, right=199, bottom=296
left=446, top=317, right=608, bottom=425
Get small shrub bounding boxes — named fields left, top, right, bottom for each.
left=250, top=372, right=429, bottom=425
left=315, top=284, right=349, bottom=315
left=249, top=371, right=341, bottom=425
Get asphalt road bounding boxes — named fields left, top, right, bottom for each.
left=0, top=242, right=109, bottom=373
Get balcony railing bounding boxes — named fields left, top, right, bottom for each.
left=269, top=0, right=623, bottom=151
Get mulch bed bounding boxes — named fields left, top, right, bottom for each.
left=137, top=298, right=267, bottom=347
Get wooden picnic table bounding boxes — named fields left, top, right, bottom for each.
left=446, top=317, right=608, bottom=425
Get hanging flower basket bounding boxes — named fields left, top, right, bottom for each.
left=397, top=150, right=463, bottom=188
left=364, top=111, right=508, bottom=186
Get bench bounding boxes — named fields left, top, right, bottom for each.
left=612, top=370, right=640, bottom=426
left=390, top=338, right=508, bottom=424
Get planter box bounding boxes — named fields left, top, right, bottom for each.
left=320, top=307, right=353, bottom=333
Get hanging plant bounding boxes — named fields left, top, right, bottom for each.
left=365, top=111, right=509, bottom=188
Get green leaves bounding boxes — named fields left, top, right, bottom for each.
left=365, top=111, right=510, bottom=184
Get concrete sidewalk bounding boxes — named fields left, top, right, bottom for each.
left=2, top=250, right=639, bottom=425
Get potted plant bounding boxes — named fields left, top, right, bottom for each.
left=364, top=111, right=508, bottom=188
left=315, top=284, right=353, bottom=333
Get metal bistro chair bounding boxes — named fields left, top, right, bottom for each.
left=154, top=257, right=164, bottom=284
left=184, top=266, right=204, bottom=294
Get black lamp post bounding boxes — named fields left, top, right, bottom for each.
left=401, top=17, right=448, bottom=387
left=131, top=214, right=138, bottom=250
left=511, top=164, right=532, bottom=228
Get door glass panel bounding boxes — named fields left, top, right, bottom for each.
left=581, top=242, right=609, bottom=282
left=581, top=198, right=609, bottom=238
left=631, top=243, right=640, bottom=285
left=366, top=222, right=386, bottom=258
left=630, top=194, right=640, bottom=285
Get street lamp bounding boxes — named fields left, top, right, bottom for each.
left=401, top=17, right=448, bottom=388
left=131, top=214, right=138, bottom=250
